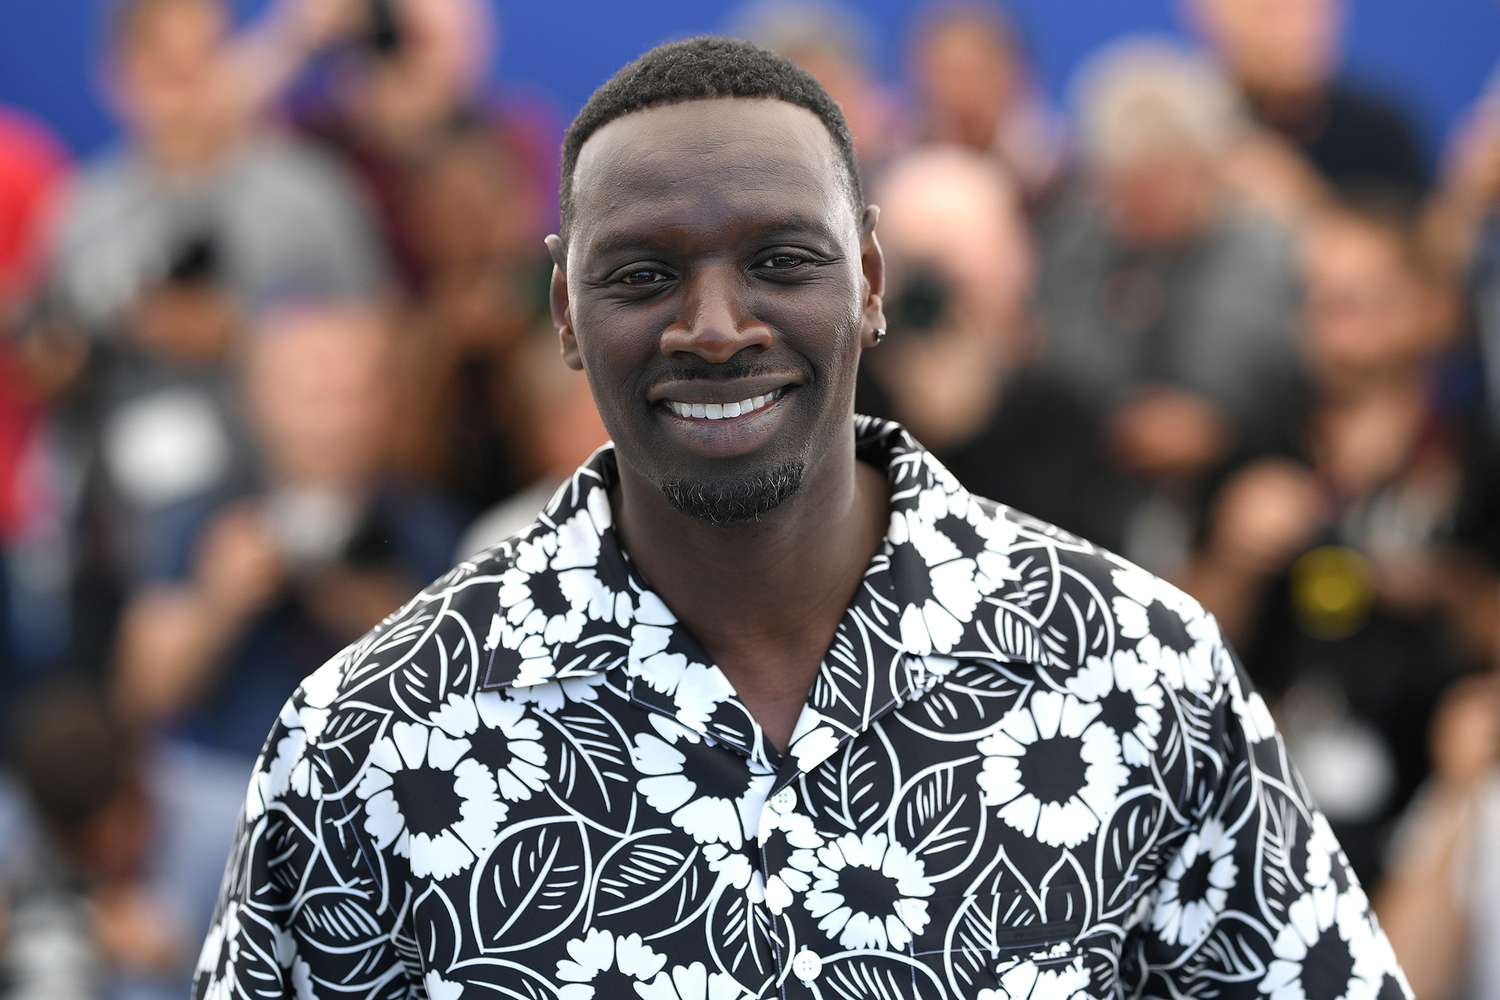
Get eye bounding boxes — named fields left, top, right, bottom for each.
left=618, top=267, right=671, bottom=287
left=759, top=252, right=812, bottom=271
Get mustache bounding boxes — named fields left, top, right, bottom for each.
left=644, top=358, right=809, bottom=387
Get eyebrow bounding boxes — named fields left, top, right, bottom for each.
left=583, top=212, right=845, bottom=261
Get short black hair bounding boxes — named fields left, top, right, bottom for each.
left=559, top=36, right=863, bottom=240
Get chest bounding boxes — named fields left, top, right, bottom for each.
left=374, top=664, right=1200, bottom=999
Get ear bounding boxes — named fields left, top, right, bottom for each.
left=858, top=205, right=887, bottom=349
left=545, top=235, right=582, bottom=371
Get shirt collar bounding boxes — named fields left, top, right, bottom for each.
left=479, top=416, right=1047, bottom=776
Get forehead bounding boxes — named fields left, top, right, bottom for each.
left=569, top=98, right=853, bottom=254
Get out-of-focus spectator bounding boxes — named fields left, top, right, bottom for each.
left=0, top=680, right=242, bottom=1000
left=1377, top=675, right=1500, bottom=1000
left=854, top=147, right=1128, bottom=548
left=733, top=0, right=905, bottom=173
left=246, top=0, right=556, bottom=291
left=1187, top=198, right=1500, bottom=885
left=39, top=0, right=384, bottom=341
left=907, top=1, right=1066, bottom=205
left=1425, top=73, right=1500, bottom=434
left=0, top=107, right=69, bottom=676
left=387, top=123, right=553, bottom=520
left=114, top=302, right=459, bottom=759
left=1190, top=0, right=1430, bottom=205
left=1036, top=38, right=1301, bottom=568
left=457, top=329, right=607, bottom=558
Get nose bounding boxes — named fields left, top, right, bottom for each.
left=658, top=265, right=773, bottom=364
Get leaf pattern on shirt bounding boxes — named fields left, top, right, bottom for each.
left=194, top=418, right=1412, bottom=1000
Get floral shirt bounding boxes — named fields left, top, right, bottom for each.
left=194, top=418, right=1411, bottom=1000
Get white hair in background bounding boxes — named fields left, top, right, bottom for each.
left=1071, top=37, right=1245, bottom=168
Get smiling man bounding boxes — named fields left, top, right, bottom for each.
left=195, top=38, right=1410, bottom=1000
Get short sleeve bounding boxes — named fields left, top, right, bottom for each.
left=1136, top=626, right=1414, bottom=998
left=192, top=668, right=415, bottom=998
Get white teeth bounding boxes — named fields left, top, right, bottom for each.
left=665, top=388, right=783, bottom=420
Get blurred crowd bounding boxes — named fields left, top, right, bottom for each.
left=0, top=0, right=1498, bottom=995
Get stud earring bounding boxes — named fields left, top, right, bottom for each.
left=872, top=327, right=887, bottom=345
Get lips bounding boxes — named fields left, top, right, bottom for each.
left=663, top=387, right=784, bottom=420
left=651, top=378, right=800, bottom=459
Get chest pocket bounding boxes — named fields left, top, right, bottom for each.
left=910, top=887, right=1126, bottom=998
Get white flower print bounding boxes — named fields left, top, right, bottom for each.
left=978, top=690, right=1129, bottom=848
left=636, top=962, right=745, bottom=1000
left=422, top=972, right=463, bottom=1000
left=804, top=830, right=934, bottom=950
left=1066, top=649, right=1164, bottom=768
left=1153, top=817, right=1239, bottom=947
left=507, top=672, right=609, bottom=712
left=631, top=592, right=736, bottom=729
left=194, top=900, right=240, bottom=1000
left=498, top=531, right=587, bottom=644
left=555, top=928, right=667, bottom=999
left=915, top=487, right=1022, bottom=595
left=1304, top=813, right=1339, bottom=888
left=887, top=509, right=984, bottom=656
left=1259, top=884, right=1387, bottom=1000
left=1111, top=563, right=1217, bottom=692
left=554, top=494, right=635, bottom=629
left=1225, top=652, right=1278, bottom=744
left=980, top=955, right=1092, bottom=999
left=355, top=722, right=507, bottom=880
left=703, top=842, right=763, bottom=899
left=246, top=657, right=345, bottom=818
left=755, top=809, right=824, bottom=915
left=430, top=692, right=549, bottom=802
left=631, top=714, right=774, bottom=847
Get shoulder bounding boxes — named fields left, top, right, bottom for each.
left=967, top=492, right=1227, bottom=695
left=271, top=503, right=560, bottom=760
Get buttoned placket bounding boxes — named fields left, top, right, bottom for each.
left=623, top=642, right=932, bottom=999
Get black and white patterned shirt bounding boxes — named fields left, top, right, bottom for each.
left=195, top=418, right=1412, bottom=1000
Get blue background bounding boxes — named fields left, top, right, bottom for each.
left=2, top=1, right=1497, bottom=159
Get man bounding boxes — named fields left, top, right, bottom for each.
left=195, top=38, right=1410, bottom=999
left=43, top=0, right=383, bottom=338
left=1037, top=39, right=1301, bottom=570
left=1190, top=0, right=1429, bottom=203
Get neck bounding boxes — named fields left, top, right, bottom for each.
left=612, top=431, right=889, bottom=696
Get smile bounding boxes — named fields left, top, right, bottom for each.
left=663, top=388, right=785, bottom=421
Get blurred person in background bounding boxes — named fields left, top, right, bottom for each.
left=2, top=680, right=242, bottom=1000
left=1190, top=0, right=1429, bottom=208
left=907, top=0, right=1066, bottom=206
left=1186, top=197, right=1500, bottom=886
left=241, top=0, right=556, bottom=292
left=1425, top=73, right=1500, bottom=434
left=39, top=0, right=384, bottom=343
left=0, top=107, right=69, bottom=679
left=1036, top=38, right=1301, bottom=571
left=1376, top=675, right=1500, bottom=1000
left=456, top=328, right=607, bottom=557
left=387, top=122, right=554, bottom=521
left=732, top=0, right=905, bottom=173
left=855, top=146, right=1129, bottom=548
left=113, top=302, right=459, bottom=760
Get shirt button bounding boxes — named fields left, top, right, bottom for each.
left=771, top=786, right=797, bottom=812
left=792, top=948, right=822, bottom=982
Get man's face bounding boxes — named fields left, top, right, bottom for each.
left=553, top=98, right=882, bottom=524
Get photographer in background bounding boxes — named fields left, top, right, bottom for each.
left=1186, top=198, right=1500, bottom=887
left=1036, top=38, right=1302, bottom=570
left=855, top=147, right=1127, bottom=549
left=40, top=0, right=384, bottom=343
left=113, top=302, right=459, bottom=759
